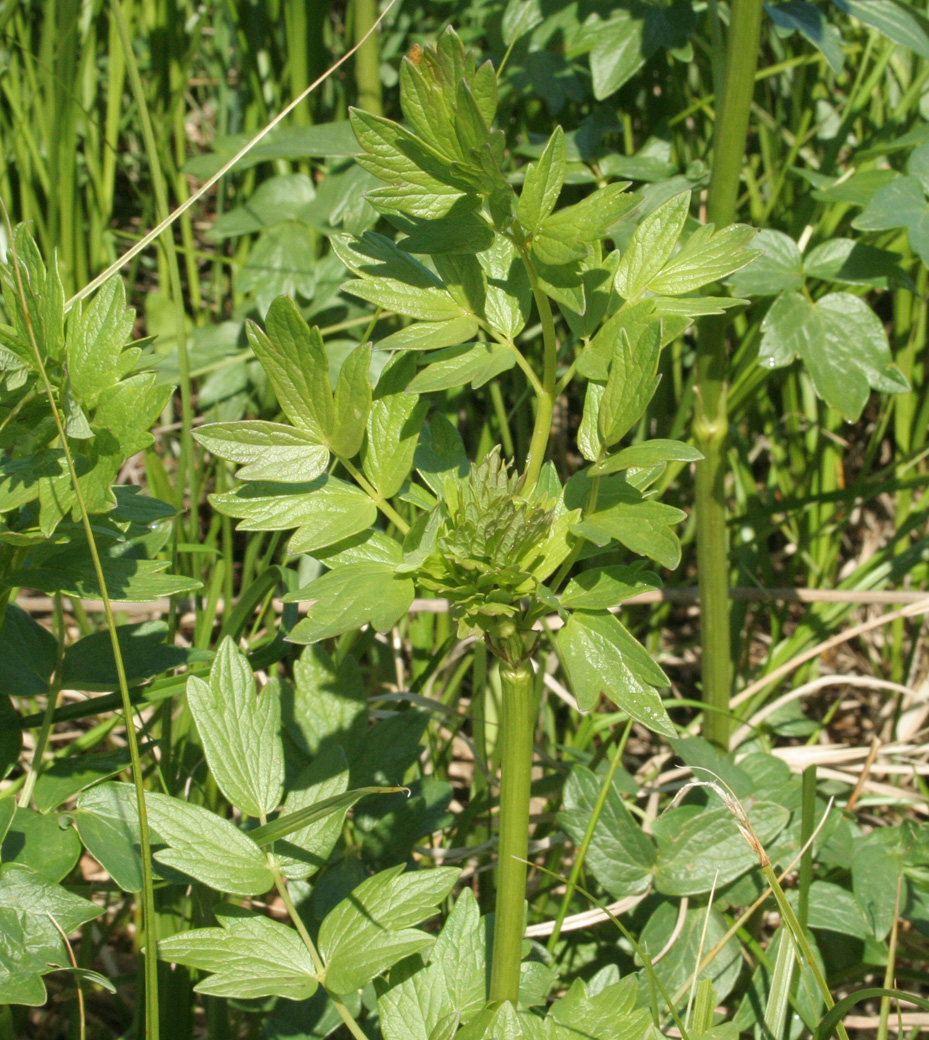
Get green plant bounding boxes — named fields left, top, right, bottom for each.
left=191, top=26, right=759, bottom=1008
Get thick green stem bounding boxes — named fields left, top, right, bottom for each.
left=693, top=0, right=764, bottom=750
left=489, top=662, right=534, bottom=1005
left=352, top=0, right=382, bottom=116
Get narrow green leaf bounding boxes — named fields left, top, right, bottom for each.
left=409, top=343, right=515, bottom=393
left=598, top=323, right=662, bottom=447
left=194, top=421, right=329, bottom=482
left=249, top=297, right=333, bottom=440
left=591, top=439, right=703, bottom=476
left=517, top=125, right=566, bottom=235
left=362, top=355, right=428, bottom=499
left=330, top=342, right=373, bottom=459
left=647, top=222, right=759, bottom=295
left=614, top=191, right=690, bottom=300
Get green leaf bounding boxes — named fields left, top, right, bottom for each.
left=648, top=222, right=759, bottom=295
left=6, top=551, right=201, bottom=602
left=415, top=412, right=469, bottom=495
left=0, top=863, right=102, bottom=1006
left=375, top=315, right=481, bottom=351
left=568, top=470, right=686, bottom=569
left=237, top=224, right=318, bottom=310
left=60, top=621, right=188, bottom=691
left=561, top=564, right=661, bottom=609
left=186, top=636, right=284, bottom=818
left=768, top=1, right=845, bottom=72
left=145, top=789, right=274, bottom=895
left=283, top=645, right=368, bottom=762
left=598, top=322, right=662, bottom=447
left=331, top=231, right=445, bottom=288
left=362, top=355, right=428, bottom=499
left=535, top=183, right=635, bottom=267
left=345, top=277, right=468, bottom=323
left=319, top=864, right=459, bottom=995
left=478, top=234, right=533, bottom=338
left=759, top=291, right=910, bottom=420
left=558, top=765, right=655, bottom=898
left=591, top=439, right=703, bottom=476
left=853, top=174, right=929, bottom=265
left=557, top=611, right=675, bottom=735
left=614, top=191, right=690, bottom=300
left=517, top=125, right=566, bottom=235
left=386, top=206, right=495, bottom=256
left=550, top=977, right=651, bottom=1040
left=209, top=173, right=316, bottom=239
left=159, top=905, right=318, bottom=1000
left=377, top=890, right=487, bottom=1040
left=0, top=808, right=81, bottom=882
left=210, top=475, right=377, bottom=555
left=726, top=228, right=805, bottom=297
left=409, top=343, right=515, bottom=393
left=286, top=562, right=416, bottom=643
left=0, top=604, right=57, bottom=698
left=194, top=421, right=330, bottom=482
left=834, top=0, right=929, bottom=59
left=786, top=881, right=870, bottom=938
left=66, top=277, right=135, bottom=407
left=249, top=297, right=333, bottom=440
left=653, top=802, right=790, bottom=896
left=34, top=749, right=133, bottom=814
left=584, top=2, right=696, bottom=98
left=74, top=783, right=150, bottom=893
left=330, top=343, right=373, bottom=459
left=802, top=238, right=910, bottom=290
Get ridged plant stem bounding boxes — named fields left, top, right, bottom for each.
left=489, top=662, right=534, bottom=1005
left=693, top=0, right=764, bottom=750
left=352, top=0, right=382, bottom=116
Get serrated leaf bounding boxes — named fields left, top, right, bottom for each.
left=377, top=890, right=487, bottom=1040
left=210, top=475, right=377, bottom=554
left=159, top=906, right=318, bottom=1000
left=409, top=343, right=516, bottom=393
left=557, top=611, right=675, bottom=734
left=6, top=552, right=201, bottom=602
left=517, top=125, right=566, bottom=235
left=478, top=234, right=532, bottom=338
left=143, top=788, right=274, bottom=895
left=331, top=342, right=373, bottom=458
left=194, top=421, right=329, bottom=482
left=415, top=412, right=469, bottom=495
left=362, top=355, right=428, bottom=498
left=648, top=223, right=759, bottom=295
left=759, top=291, right=909, bottom=419
left=66, top=277, right=135, bottom=407
left=249, top=297, right=333, bottom=440
left=615, top=191, right=690, bottom=299
left=345, top=278, right=468, bottom=322
left=186, top=637, right=284, bottom=818
left=285, top=562, right=416, bottom=643
left=598, top=323, right=662, bottom=447
left=319, top=864, right=459, bottom=995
